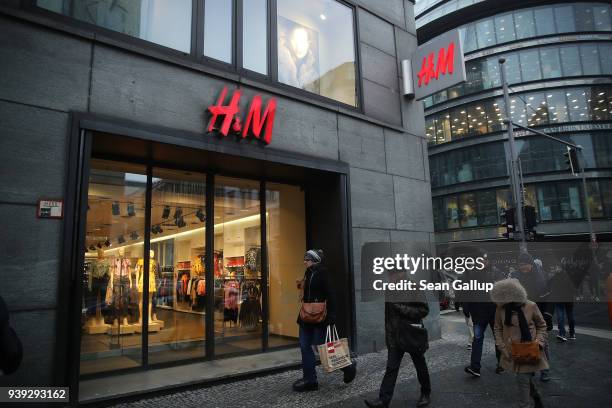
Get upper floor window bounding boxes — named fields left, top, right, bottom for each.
left=37, top=0, right=193, bottom=53
left=277, top=0, right=357, bottom=106
left=36, top=0, right=358, bottom=107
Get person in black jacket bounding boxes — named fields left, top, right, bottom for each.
left=292, top=249, right=357, bottom=392
left=464, top=254, right=504, bottom=377
left=0, top=295, right=23, bottom=375
left=365, top=270, right=431, bottom=408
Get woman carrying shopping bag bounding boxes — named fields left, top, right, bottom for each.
left=293, top=249, right=357, bottom=392
left=491, top=279, right=548, bottom=408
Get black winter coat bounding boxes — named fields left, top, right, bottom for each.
left=384, top=302, right=429, bottom=349
left=297, top=264, right=336, bottom=327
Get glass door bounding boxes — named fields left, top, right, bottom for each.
left=80, top=160, right=146, bottom=375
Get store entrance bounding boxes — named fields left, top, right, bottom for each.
left=75, top=130, right=350, bottom=379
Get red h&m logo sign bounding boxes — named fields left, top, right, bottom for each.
left=207, top=87, right=277, bottom=144
left=417, top=42, right=455, bottom=87
left=409, top=29, right=466, bottom=100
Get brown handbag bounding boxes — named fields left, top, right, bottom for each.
left=299, top=270, right=327, bottom=324
left=299, top=301, right=327, bottom=324
left=511, top=341, right=541, bottom=364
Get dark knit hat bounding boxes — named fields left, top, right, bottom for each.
left=517, top=252, right=533, bottom=265
left=304, top=249, right=323, bottom=263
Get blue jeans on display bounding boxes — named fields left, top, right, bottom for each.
left=555, top=302, right=575, bottom=337
left=299, top=324, right=326, bottom=384
left=470, top=321, right=501, bottom=371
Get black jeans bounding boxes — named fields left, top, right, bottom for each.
left=379, top=347, right=431, bottom=404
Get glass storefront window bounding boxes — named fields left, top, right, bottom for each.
left=579, top=44, right=601, bottom=75
left=433, top=197, right=446, bottom=231
left=81, top=160, right=146, bottom=375
left=266, top=182, right=306, bottom=348
left=560, top=45, right=582, bottom=77
left=214, top=176, right=262, bottom=356
left=536, top=182, right=583, bottom=221
left=567, top=88, right=589, bottom=122
left=204, top=0, right=233, bottom=63
left=534, top=7, right=556, bottom=36
left=594, top=5, right=612, bottom=31
left=37, top=0, right=192, bottom=53
left=495, top=13, right=516, bottom=44
left=554, top=5, right=577, bottom=34
left=600, top=180, right=612, bottom=217
left=476, top=18, right=496, bottom=49
left=546, top=90, right=569, bottom=123
left=459, top=192, right=478, bottom=227
left=277, top=0, right=357, bottom=106
left=243, top=0, right=268, bottom=74
left=148, top=168, right=207, bottom=365
left=519, top=49, right=542, bottom=82
left=525, top=92, right=548, bottom=126
left=444, top=196, right=460, bottom=229
left=515, top=9, right=536, bottom=39
left=540, top=47, right=562, bottom=79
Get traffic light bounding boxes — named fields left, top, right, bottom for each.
left=501, top=207, right=515, bottom=238
left=524, top=205, right=537, bottom=232
left=563, top=146, right=581, bottom=176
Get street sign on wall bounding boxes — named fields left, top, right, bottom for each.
left=409, top=29, right=466, bottom=100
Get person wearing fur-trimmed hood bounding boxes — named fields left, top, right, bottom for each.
left=491, top=279, right=548, bottom=408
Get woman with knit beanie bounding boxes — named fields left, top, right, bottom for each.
left=292, top=249, right=357, bottom=392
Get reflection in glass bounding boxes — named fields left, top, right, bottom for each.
left=277, top=0, right=357, bottom=106
left=519, top=49, right=542, bottom=82
left=476, top=18, right=496, bottom=49
left=266, top=182, right=306, bottom=348
left=534, top=7, right=556, bottom=36
left=214, top=177, right=262, bottom=356
left=560, top=45, right=581, bottom=76
left=594, top=5, right=612, bottom=30
left=495, top=13, right=516, bottom=43
left=243, top=0, right=268, bottom=74
left=204, top=0, right=233, bottom=63
left=80, top=160, right=146, bottom=376
left=579, top=44, right=601, bottom=75
left=515, top=9, right=535, bottom=39
left=540, top=48, right=562, bottom=78
left=37, top=0, right=192, bottom=52
left=575, top=4, right=595, bottom=31
left=148, top=169, right=207, bottom=365
left=554, top=5, right=577, bottom=33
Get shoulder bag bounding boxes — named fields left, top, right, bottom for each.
left=299, top=271, right=327, bottom=324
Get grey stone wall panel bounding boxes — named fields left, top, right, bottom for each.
left=362, top=79, right=402, bottom=126
left=1, top=309, right=56, bottom=386
left=358, top=9, right=396, bottom=56
left=0, top=16, right=91, bottom=112
left=394, top=27, right=418, bottom=74
left=0, top=101, right=67, bottom=203
left=0, top=203, right=61, bottom=311
left=350, top=167, right=396, bottom=229
left=384, top=129, right=426, bottom=180
left=360, top=43, right=399, bottom=92
left=338, top=115, right=386, bottom=172
left=351, top=227, right=390, bottom=291
left=393, top=176, right=434, bottom=232
left=359, top=0, right=406, bottom=29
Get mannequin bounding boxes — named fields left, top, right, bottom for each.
left=85, top=249, right=110, bottom=334
left=136, top=250, right=163, bottom=332
left=107, top=246, right=135, bottom=335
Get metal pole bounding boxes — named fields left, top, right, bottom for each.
left=577, top=148, right=596, bottom=243
left=499, top=58, right=526, bottom=247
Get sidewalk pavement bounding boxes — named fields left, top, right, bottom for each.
left=110, top=313, right=612, bottom=408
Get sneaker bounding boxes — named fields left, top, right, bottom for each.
left=556, top=334, right=567, bottom=342
left=467, top=343, right=472, bottom=350
left=364, top=399, right=388, bottom=408
left=569, top=334, right=576, bottom=340
left=540, top=371, right=551, bottom=382
left=292, top=379, right=318, bottom=392
left=495, top=365, right=505, bottom=374
left=465, top=365, right=481, bottom=377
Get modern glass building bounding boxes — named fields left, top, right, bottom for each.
left=416, top=0, right=612, bottom=242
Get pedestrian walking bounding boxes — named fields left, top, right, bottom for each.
left=365, top=270, right=431, bottom=408
left=551, top=258, right=578, bottom=341
left=0, top=295, right=23, bottom=375
left=491, top=279, right=548, bottom=408
left=292, top=249, right=356, bottom=392
left=510, top=252, right=552, bottom=382
left=464, top=253, right=504, bottom=377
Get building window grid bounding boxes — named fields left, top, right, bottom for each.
left=432, top=179, right=612, bottom=232
left=426, top=85, right=612, bottom=145
left=34, top=0, right=360, bottom=108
